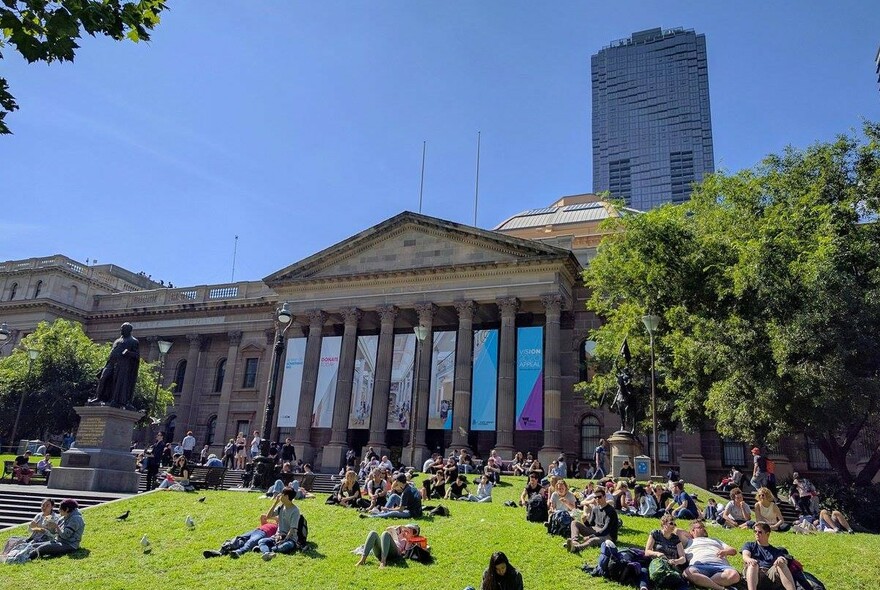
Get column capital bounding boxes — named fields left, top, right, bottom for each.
left=414, top=302, right=436, bottom=323
left=186, top=333, right=202, bottom=346
left=143, top=335, right=158, bottom=344
left=377, top=304, right=399, bottom=324
left=540, top=293, right=564, bottom=315
left=340, top=307, right=363, bottom=326
left=496, top=297, right=520, bottom=317
left=453, top=300, right=476, bottom=320
left=306, top=309, right=327, bottom=328
left=227, top=330, right=243, bottom=346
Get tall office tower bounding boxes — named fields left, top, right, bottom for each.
left=875, top=45, right=880, bottom=94
left=592, top=27, right=715, bottom=210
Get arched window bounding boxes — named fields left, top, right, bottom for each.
left=33, top=280, right=43, bottom=298
left=9, top=282, right=17, bottom=300
left=580, top=415, right=601, bottom=460
left=164, top=415, right=176, bottom=443
left=173, top=360, right=187, bottom=393
left=205, top=416, right=217, bottom=446
left=214, top=358, right=226, bottom=392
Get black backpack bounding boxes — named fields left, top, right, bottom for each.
left=546, top=510, right=573, bottom=536
left=296, top=514, right=308, bottom=549
left=526, top=494, right=549, bottom=523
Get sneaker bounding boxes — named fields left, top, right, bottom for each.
left=203, top=550, right=222, bottom=559
left=229, top=551, right=239, bottom=559
left=262, top=552, right=276, bottom=562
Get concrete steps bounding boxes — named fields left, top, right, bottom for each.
left=134, top=470, right=337, bottom=494
left=0, top=486, right=126, bottom=530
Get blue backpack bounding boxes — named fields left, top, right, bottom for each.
left=546, top=510, right=573, bottom=536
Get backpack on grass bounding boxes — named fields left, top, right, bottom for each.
left=296, top=514, right=309, bottom=549
left=648, top=557, right=683, bottom=589
left=526, top=494, right=548, bottom=523
left=545, top=510, right=573, bottom=537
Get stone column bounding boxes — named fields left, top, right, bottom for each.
left=176, top=333, right=202, bottom=436
left=143, top=336, right=159, bottom=363
left=214, top=330, right=242, bottom=447
left=539, top=294, right=563, bottom=467
left=293, top=310, right=326, bottom=463
left=495, top=297, right=519, bottom=455
left=413, top=303, right=437, bottom=465
left=451, top=300, right=475, bottom=450
left=324, top=307, right=361, bottom=471
left=367, top=305, right=398, bottom=456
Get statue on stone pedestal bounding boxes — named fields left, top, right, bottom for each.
left=89, top=323, right=140, bottom=410
left=611, top=366, right=637, bottom=434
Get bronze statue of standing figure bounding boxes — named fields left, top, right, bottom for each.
left=89, top=322, right=140, bottom=409
left=612, top=366, right=637, bottom=433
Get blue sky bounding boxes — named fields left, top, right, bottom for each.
left=2, top=1, right=879, bottom=287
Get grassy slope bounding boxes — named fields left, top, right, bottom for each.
left=1, top=477, right=878, bottom=589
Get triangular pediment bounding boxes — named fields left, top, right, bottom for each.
left=265, top=212, right=574, bottom=284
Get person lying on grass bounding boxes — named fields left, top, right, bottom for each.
left=355, top=523, right=422, bottom=568
left=683, top=520, right=741, bottom=589
left=203, top=513, right=278, bottom=558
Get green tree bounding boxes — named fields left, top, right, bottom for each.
left=0, top=0, right=168, bottom=134
left=581, top=123, right=880, bottom=486
left=0, top=318, right=174, bottom=442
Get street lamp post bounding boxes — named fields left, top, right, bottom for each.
left=10, top=348, right=40, bottom=452
left=150, top=340, right=173, bottom=427
left=409, top=325, right=429, bottom=468
left=254, top=303, right=292, bottom=488
left=641, top=314, right=661, bottom=477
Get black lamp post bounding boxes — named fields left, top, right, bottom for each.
left=641, top=314, right=661, bottom=477
left=149, top=340, right=172, bottom=427
left=10, top=348, right=40, bottom=452
left=409, top=325, right=429, bottom=468
left=0, top=322, right=10, bottom=354
left=254, top=303, right=292, bottom=488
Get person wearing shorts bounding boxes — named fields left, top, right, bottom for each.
left=683, top=520, right=741, bottom=588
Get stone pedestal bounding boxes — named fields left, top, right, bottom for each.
left=49, top=406, right=142, bottom=494
left=679, top=454, right=708, bottom=489
left=608, top=431, right=640, bottom=479
left=403, top=445, right=431, bottom=471
left=294, top=443, right=315, bottom=467
left=768, top=454, right=793, bottom=482
left=322, top=443, right=346, bottom=474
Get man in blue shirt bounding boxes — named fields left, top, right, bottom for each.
left=741, top=522, right=797, bottom=590
left=593, top=439, right=607, bottom=479
left=667, top=481, right=699, bottom=520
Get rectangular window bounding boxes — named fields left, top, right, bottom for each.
left=806, top=437, right=832, bottom=470
left=649, top=431, right=671, bottom=463
left=722, top=438, right=747, bottom=468
left=242, top=358, right=259, bottom=388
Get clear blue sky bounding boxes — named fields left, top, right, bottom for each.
left=2, top=1, right=879, bottom=287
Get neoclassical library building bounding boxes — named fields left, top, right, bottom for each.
left=0, top=194, right=844, bottom=486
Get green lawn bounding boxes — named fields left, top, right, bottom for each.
left=0, top=477, right=877, bottom=589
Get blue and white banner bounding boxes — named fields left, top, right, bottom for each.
left=349, top=335, right=379, bottom=429
left=428, top=331, right=456, bottom=430
left=470, top=329, right=498, bottom=431
left=277, top=336, right=307, bottom=427
left=388, top=333, right=416, bottom=430
left=515, top=326, right=543, bottom=431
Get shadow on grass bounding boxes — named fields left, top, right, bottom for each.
left=300, top=544, right=326, bottom=559
left=68, top=548, right=91, bottom=560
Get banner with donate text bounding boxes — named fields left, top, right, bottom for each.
left=311, top=336, right=342, bottom=428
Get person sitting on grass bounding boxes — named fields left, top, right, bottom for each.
left=683, top=520, right=741, bottom=589
left=511, top=452, right=527, bottom=477
left=613, top=481, right=637, bottom=514
left=474, top=551, right=523, bottom=590
left=703, top=498, right=719, bottom=522
left=204, top=513, right=278, bottom=558
left=548, top=479, right=577, bottom=515
left=158, top=455, right=194, bottom=492
left=27, top=498, right=56, bottom=544
left=666, top=481, right=699, bottom=519
left=619, top=459, right=636, bottom=478
left=634, top=484, right=661, bottom=517
left=356, top=523, right=422, bottom=568
left=335, top=470, right=366, bottom=509
left=565, top=491, right=619, bottom=553
left=644, top=513, right=688, bottom=586
left=720, top=487, right=754, bottom=529
left=519, top=473, right=543, bottom=506
left=366, top=469, right=390, bottom=508
left=256, top=487, right=301, bottom=561
left=369, top=474, right=422, bottom=518
left=465, top=474, right=493, bottom=502
left=27, top=499, right=84, bottom=560
left=741, top=522, right=798, bottom=590
left=753, top=487, right=790, bottom=532
left=446, top=474, right=470, bottom=501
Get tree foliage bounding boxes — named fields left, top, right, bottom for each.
left=581, top=122, right=880, bottom=485
left=0, top=0, right=167, bottom=134
left=0, top=318, right=174, bottom=442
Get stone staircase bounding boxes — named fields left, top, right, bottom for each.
left=735, top=490, right=801, bottom=522
left=0, top=485, right=126, bottom=530
left=135, top=470, right=338, bottom=494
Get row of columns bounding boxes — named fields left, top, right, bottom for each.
left=306, top=295, right=564, bottom=470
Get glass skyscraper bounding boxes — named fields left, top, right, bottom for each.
left=592, top=27, right=715, bottom=210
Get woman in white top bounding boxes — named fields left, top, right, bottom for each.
left=28, top=498, right=56, bottom=543
left=466, top=474, right=494, bottom=502
left=548, top=479, right=577, bottom=513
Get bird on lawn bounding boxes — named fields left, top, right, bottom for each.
left=141, top=534, right=151, bottom=553
left=185, top=515, right=195, bottom=530
left=116, top=510, right=130, bottom=521
left=197, top=496, right=206, bottom=503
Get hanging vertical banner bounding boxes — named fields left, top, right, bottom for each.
left=470, top=329, right=498, bottom=431
left=349, top=335, right=378, bottom=429
left=428, top=331, right=457, bottom=430
left=387, top=333, right=416, bottom=430
left=516, top=326, right=543, bottom=430
left=277, top=336, right=307, bottom=427
left=311, top=335, right=342, bottom=428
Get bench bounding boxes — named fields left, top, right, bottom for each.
left=187, top=466, right=227, bottom=490
left=1, top=461, right=49, bottom=485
